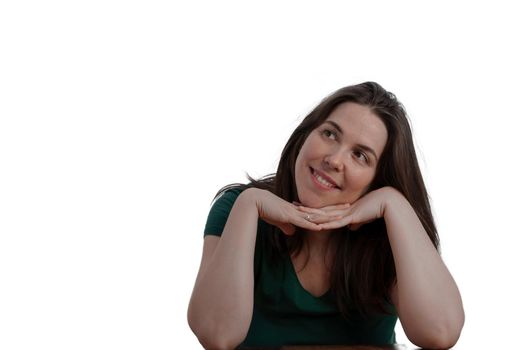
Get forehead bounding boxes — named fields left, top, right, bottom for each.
left=325, top=102, right=388, bottom=155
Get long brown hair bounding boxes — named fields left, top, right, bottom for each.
left=214, top=82, right=439, bottom=318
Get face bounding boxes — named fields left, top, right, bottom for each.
left=294, top=102, right=388, bottom=208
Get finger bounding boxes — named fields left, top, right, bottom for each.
left=318, top=215, right=354, bottom=230
left=295, top=206, right=344, bottom=222
left=319, top=203, right=351, bottom=211
left=295, top=206, right=328, bottom=215
left=323, top=207, right=353, bottom=217
left=296, top=205, right=347, bottom=218
left=303, top=213, right=344, bottom=225
left=291, top=215, right=323, bottom=231
left=296, top=203, right=350, bottom=212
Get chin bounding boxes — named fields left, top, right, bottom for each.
left=298, top=193, right=334, bottom=208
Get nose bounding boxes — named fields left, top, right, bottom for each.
left=323, top=148, right=345, bottom=172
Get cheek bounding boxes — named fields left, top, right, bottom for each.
left=299, top=134, right=323, bottom=155
left=349, top=172, right=372, bottom=186
left=343, top=171, right=376, bottom=198
left=295, top=139, right=314, bottom=173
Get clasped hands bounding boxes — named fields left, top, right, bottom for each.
left=250, top=186, right=401, bottom=236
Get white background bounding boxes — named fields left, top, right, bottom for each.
left=1, top=1, right=524, bottom=349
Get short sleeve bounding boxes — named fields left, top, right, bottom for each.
left=203, top=188, right=244, bottom=237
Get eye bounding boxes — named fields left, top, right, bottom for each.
left=354, top=151, right=369, bottom=163
left=321, top=129, right=337, bottom=140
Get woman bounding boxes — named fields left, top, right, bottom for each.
left=187, top=82, right=464, bottom=349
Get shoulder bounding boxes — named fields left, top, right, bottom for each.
left=209, top=187, right=248, bottom=215
left=211, top=187, right=244, bottom=205
left=203, top=186, right=247, bottom=237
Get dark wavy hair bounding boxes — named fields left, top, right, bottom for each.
left=214, top=81, right=439, bottom=318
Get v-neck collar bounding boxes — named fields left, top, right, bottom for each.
left=285, top=252, right=332, bottom=300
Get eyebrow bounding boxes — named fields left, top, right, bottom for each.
left=324, top=120, right=379, bottom=161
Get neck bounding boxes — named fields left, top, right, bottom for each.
left=303, top=229, right=336, bottom=258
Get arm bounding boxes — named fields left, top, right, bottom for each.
left=384, top=188, right=465, bottom=349
left=188, top=188, right=331, bottom=349
left=187, top=189, right=259, bottom=350
left=300, top=187, right=465, bottom=349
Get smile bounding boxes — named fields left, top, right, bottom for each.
left=309, top=167, right=339, bottom=191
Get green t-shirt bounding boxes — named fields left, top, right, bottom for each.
left=203, top=188, right=398, bottom=347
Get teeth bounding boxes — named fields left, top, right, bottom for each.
left=314, top=171, right=335, bottom=188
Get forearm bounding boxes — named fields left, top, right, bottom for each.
left=384, top=190, right=464, bottom=348
left=188, top=190, right=259, bottom=349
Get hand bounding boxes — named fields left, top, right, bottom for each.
left=295, top=187, right=397, bottom=231
left=243, top=188, right=345, bottom=235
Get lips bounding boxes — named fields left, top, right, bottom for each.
left=309, top=167, right=340, bottom=189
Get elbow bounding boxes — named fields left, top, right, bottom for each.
left=194, top=333, right=243, bottom=350
left=412, top=329, right=460, bottom=349
left=189, top=325, right=246, bottom=350
left=409, top=316, right=465, bottom=349
left=187, top=307, right=248, bottom=350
